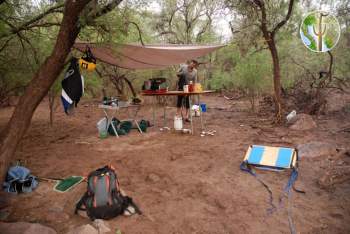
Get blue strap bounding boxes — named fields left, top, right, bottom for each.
left=286, top=169, right=298, bottom=234
left=284, top=169, right=298, bottom=194
left=240, top=161, right=276, bottom=214
left=280, top=168, right=305, bottom=234
left=241, top=160, right=305, bottom=234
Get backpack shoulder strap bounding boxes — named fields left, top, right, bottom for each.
left=75, top=191, right=89, bottom=214
left=123, top=196, right=142, bottom=215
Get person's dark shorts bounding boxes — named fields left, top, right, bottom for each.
left=177, top=95, right=190, bottom=109
left=177, top=74, right=189, bottom=109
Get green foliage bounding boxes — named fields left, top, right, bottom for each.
left=208, top=46, right=272, bottom=95
left=309, top=41, right=317, bottom=50
left=304, top=15, right=316, bottom=26
left=82, top=72, right=103, bottom=98
left=233, top=52, right=272, bottom=94
left=325, top=36, right=333, bottom=49
left=209, top=71, right=234, bottom=90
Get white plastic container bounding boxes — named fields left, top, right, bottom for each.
left=183, top=85, right=189, bottom=93
left=97, top=117, right=108, bottom=138
left=286, top=110, right=297, bottom=123
left=174, top=115, right=183, bottom=130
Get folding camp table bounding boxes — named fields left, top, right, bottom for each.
left=141, top=90, right=214, bottom=135
left=98, top=103, right=143, bottom=138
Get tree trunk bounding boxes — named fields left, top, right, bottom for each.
left=251, top=0, right=294, bottom=123
left=110, top=76, right=124, bottom=95
left=123, top=77, right=136, bottom=97
left=266, top=37, right=283, bottom=122
left=0, top=0, right=91, bottom=181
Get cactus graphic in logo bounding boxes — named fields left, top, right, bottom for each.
left=300, top=11, right=340, bottom=52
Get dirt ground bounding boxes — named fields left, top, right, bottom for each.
left=0, top=94, right=349, bottom=234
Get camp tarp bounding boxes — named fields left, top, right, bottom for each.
left=74, top=42, right=224, bottom=70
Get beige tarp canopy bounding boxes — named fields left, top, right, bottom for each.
left=74, top=42, right=224, bottom=70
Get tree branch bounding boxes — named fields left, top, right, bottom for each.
left=249, top=46, right=269, bottom=55
left=252, top=0, right=270, bottom=40
left=230, top=22, right=258, bottom=35
left=128, top=21, right=145, bottom=46
left=0, top=3, right=64, bottom=38
left=290, top=56, right=316, bottom=80
left=0, top=36, right=14, bottom=53
left=271, top=0, right=295, bottom=36
left=85, top=0, right=123, bottom=24
left=17, top=32, right=40, bottom=66
left=327, top=51, right=333, bottom=82
left=26, top=22, right=61, bottom=29
left=157, top=31, right=184, bottom=44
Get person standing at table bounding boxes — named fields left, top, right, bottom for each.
left=176, top=59, right=199, bottom=122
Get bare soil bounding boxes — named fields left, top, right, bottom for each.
left=0, top=94, right=349, bottom=234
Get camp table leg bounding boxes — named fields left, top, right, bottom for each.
left=134, top=105, right=143, bottom=134
left=163, top=102, right=167, bottom=128
left=152, top=97, right=156, bottom=127
left=134, top=119, right=143, bottom=134
left=198, top=94, right=204, bottom=131
left=103, top=108, right=119, bottom=138
left=189, top=95, right=194, bottom=135
left=123, top=105, right=143, bottom=135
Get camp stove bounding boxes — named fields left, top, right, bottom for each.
left=142, top=78, right=168, bottom=93
left=102, top=97, right=119, bottom=106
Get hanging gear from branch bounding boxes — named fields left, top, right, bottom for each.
left=79, top=46, right=96, bottom=72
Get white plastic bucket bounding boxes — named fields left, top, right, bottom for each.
left=174, top=115, right=183, bottom=130
left=97, top=117, right=108, bottom=138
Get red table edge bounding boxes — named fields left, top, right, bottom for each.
left=140, top=90, right=216, bottom=96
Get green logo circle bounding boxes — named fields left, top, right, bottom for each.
left=300, top=11, right=341, bottom=52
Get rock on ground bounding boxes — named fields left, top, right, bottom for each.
left=0, top=222, right=57, bottom=234
left=289, top=114, right=317, bottom=131
left=318, top=166, right=350, bottom=189
left=298, top=141, right=338, bottom=159
left=46, top=211, right=70, bottom=223
left=146, top=173, right=160, bottom=183
left=92, top=219, right=111, bottom=233
left=66, top=224, right=98, bottom=234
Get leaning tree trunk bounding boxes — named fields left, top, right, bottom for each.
left=0, top=0, right=91, bottom=181
left=123, top=77, right=137, bottom=98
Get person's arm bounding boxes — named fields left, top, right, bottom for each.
left=188, top=69, right=197, bottom=83
left=177, top=64, right=186, bottom=76
left=194, top=69, right=198, bottom=83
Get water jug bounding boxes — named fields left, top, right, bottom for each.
left=97, top=117, right=108, bottom=138
left=174, top=115, right=183, bottom=130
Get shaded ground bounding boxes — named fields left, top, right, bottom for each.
left=0, top=94, right=349, bottom=234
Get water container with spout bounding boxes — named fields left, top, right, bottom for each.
left=174, top=115, right=183, bottom=130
